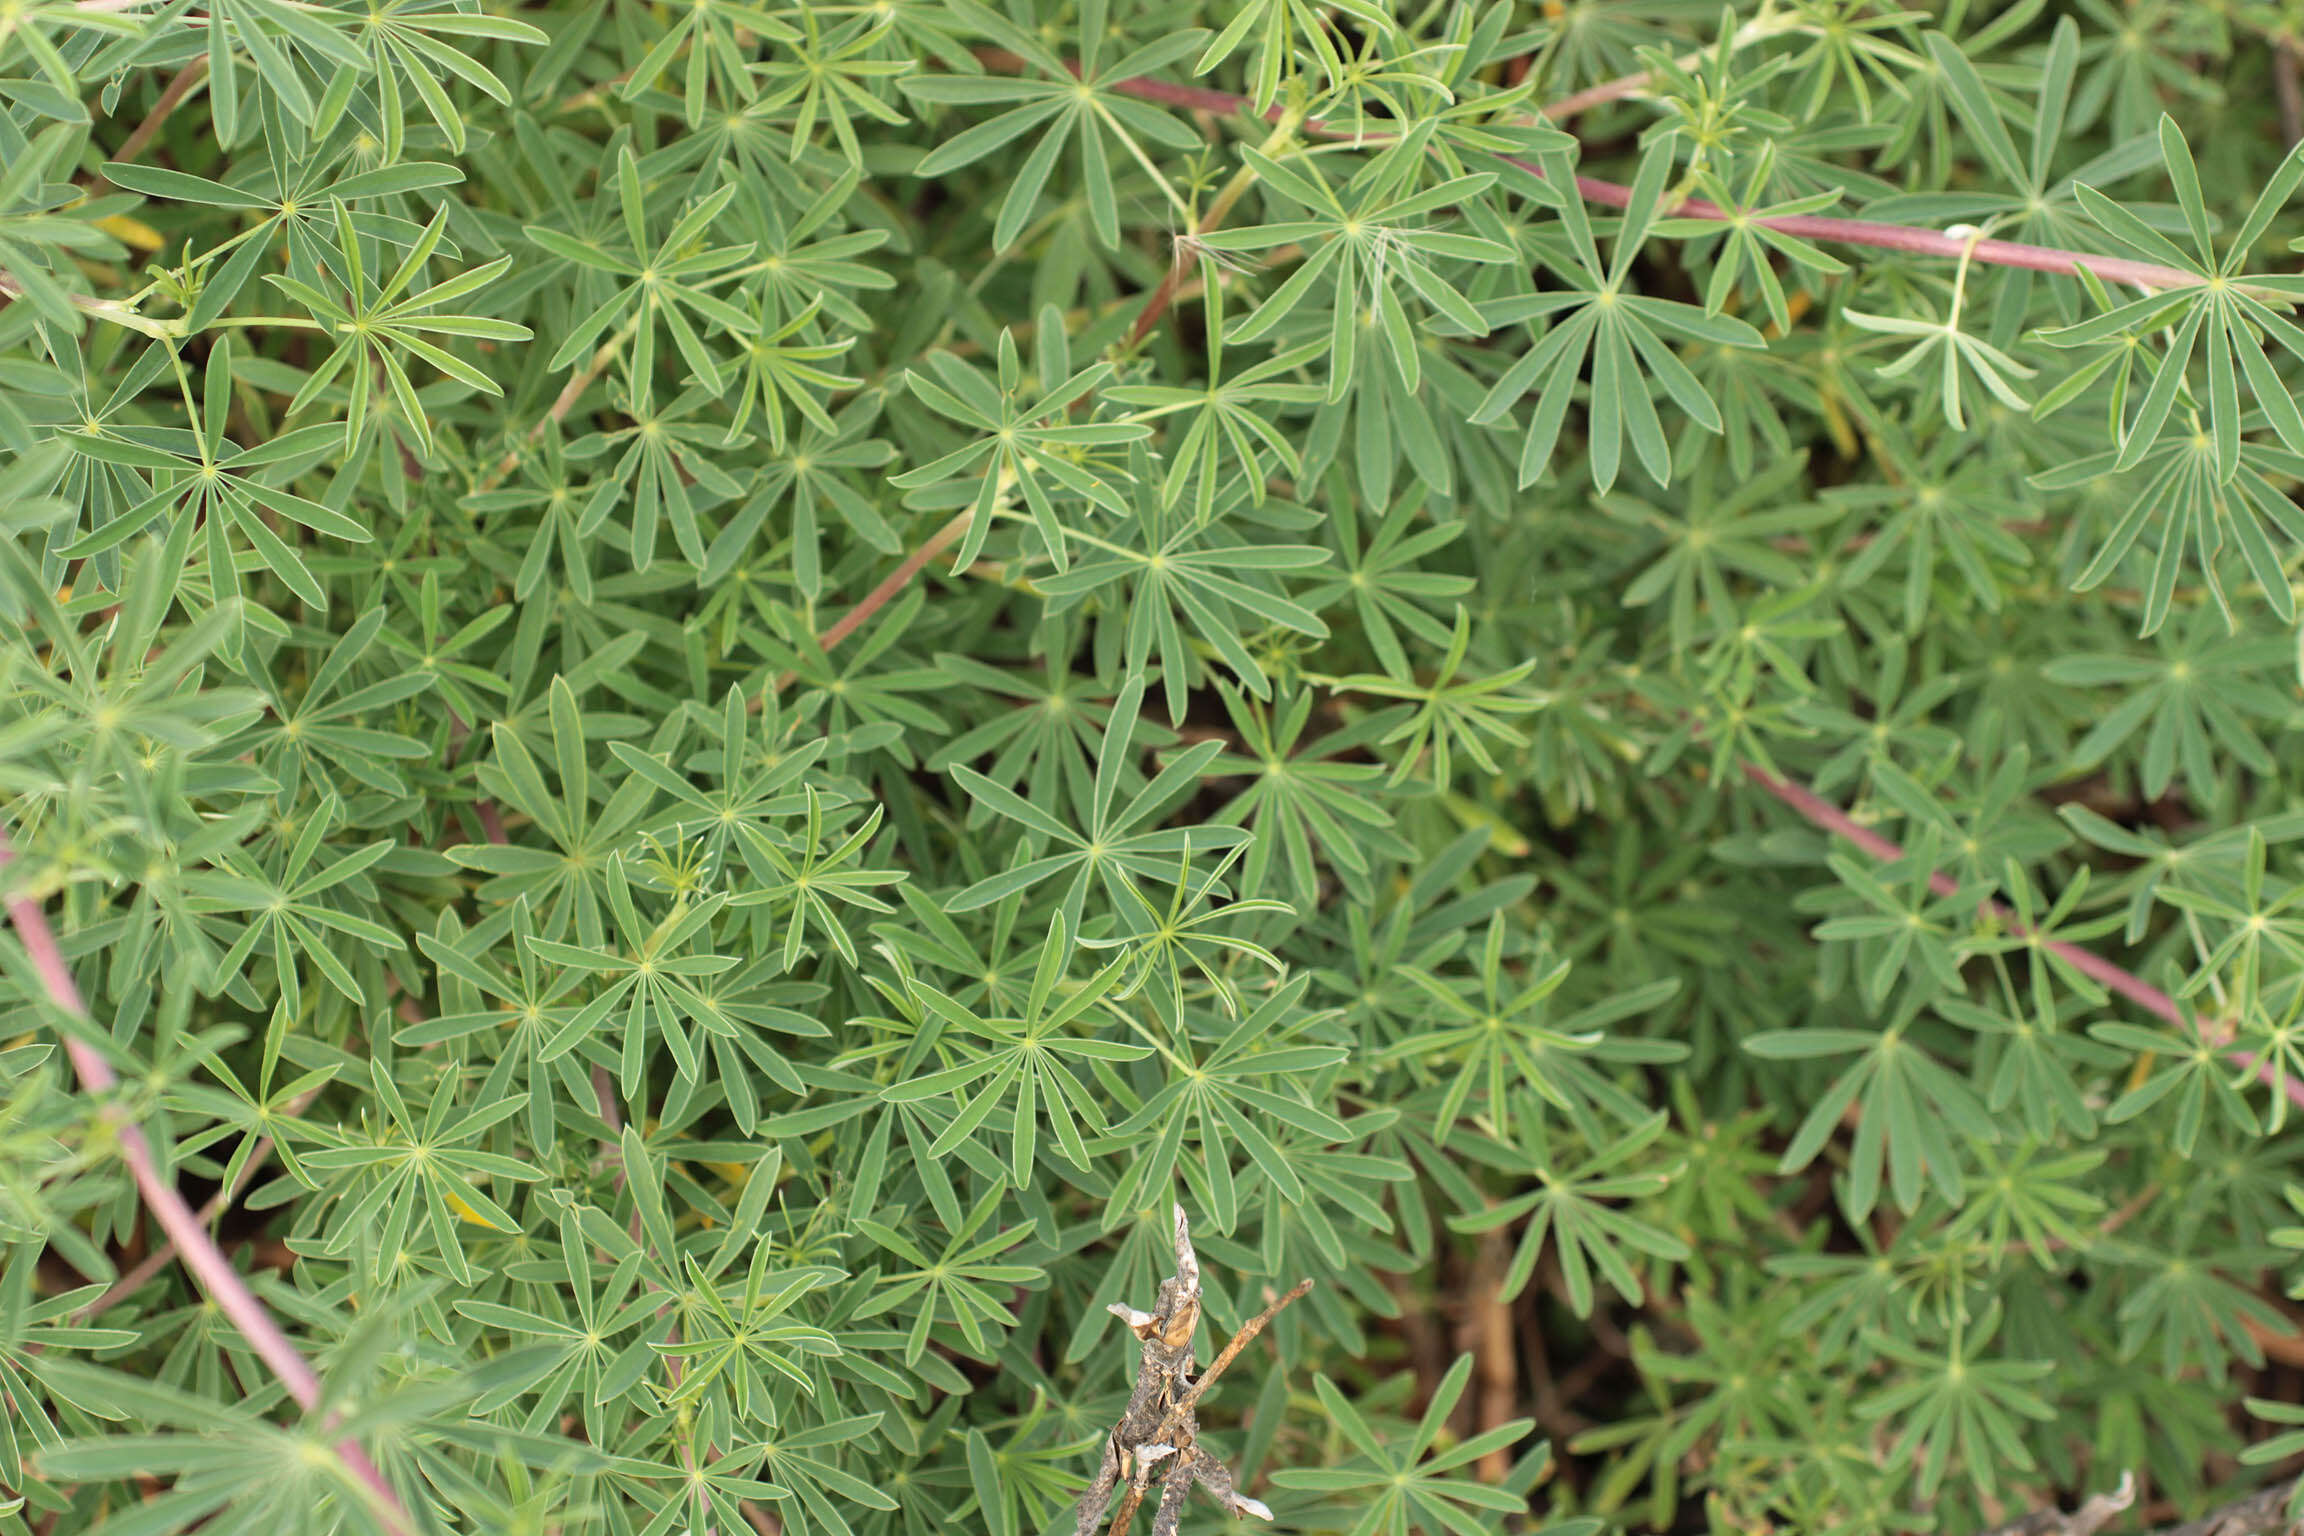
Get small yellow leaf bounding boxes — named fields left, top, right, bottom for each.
left=444, top=1191, right=502, bottom=1229
left=96, top=214, right=165, bottom=252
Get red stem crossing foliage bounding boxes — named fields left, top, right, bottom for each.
left=1743, top=764, right=2304, bottom=1111
left=1087, top=68, right=2209, bottom=292
left=0, top=832, right=413, bottom=1534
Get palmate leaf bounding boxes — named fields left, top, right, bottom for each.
left=747, top=597, right=950, bottom=760
left=2154, top=827, right=2304, bottom=1058
left=1746, top=990, right=1998, bottom=1221
left=1035, top=444, right=1331, bottom=721
left=724, top=785, right=905, bottom=972
left=610, top=683, right=844, bottom=893
left=925, top=644, right=1158, bottom=820
left=454, top=1206, right=660, bottom=1443
left=1842, top=289, right=2035, bottom=431
left=1294, top=485, right=1473, bottom=682
left=704, top=414, right=899, bottom=603
left=523, top=149, right=757, bottom=414
left=745, top=1413, right=901, bottom=1532
left=1823, top=423, right=2034, bottom=634
left=1940, top=1139, right=2107, bottom=1263
left=2088, top=1016, right=2262, bottom=1159
left=1203, top=683, right=1401, bottom=908
left=1856, top=1304, right=2054, bottom=1496
left=876, top=917, right=1148, bottom=1186
left=411, top=900, right=597, bottom=1152
left=753, top=10, right=913, bottom=166
left=657, top=1247, right=840, bottom=1424
left=1605, top=453, right=1833, bottom=654
left=104, top=137, right=472, bottom=339
left=888, top=330, right=1152, bottom=574
left=1192, top=0, right=1397, bottom=111
left=56, top=344, right=370, bottom=615
left=1270, top=1356, right=1534, bottom=1536
left=1445, top=1110, right=1692, bottom=1313
left=1624, top=1290, right=1810, bottom=1473
left=616, top=0, right=798, bottom=128
left=300, top=1054, right=544, bottom=1286
left=1313, top=606, right=1544, bottom=787
left=1786, top=638, right=1963, bottom=798
left=2041, top=613, right=2291, bottom=801
left=1803, top=826, right=1998, bottom=1010
left=1100, top=973, right=1349, bottom=1234
left=521, top=860, right=738, bottom=1095
left=1202, top=123, right=1519, bottom=402
left=1377, top=915, right=1681, bottom=1146
left=454, top=675, right=660, bottom=947
left=1937, top=978, right=2118, bottom=1148
left=373, top=567, right=513, bottom=730
left=1472, top=141, right=1764, bottom=492
left=182, top=790, right=403, bottom=1015
left=722, top=169, right=896, bottom=333
left=353, top=0, right=549, bottom=160
left=2032, top=434, right=2304, bottom=635
left=267, top=201, right=531, bottom=454
left=2038, top=118, right=2304, bottom=483
left=1545, top=825, right=1739, bottom=981
left=1655, top=141, right=1848, bottom=335
left=853, top=1189, right=1044, bottom=1363
left=944, top=673, right=1246, bottom=934
left=1077, top=841, right=1292, bottom=1021
left=723, top=297, right=858, bottom=455
left=897, top=0, right=1205, bottom=251
left=1104, top=336, right=1327, bottom=525
left=2106, top=1236, right=2291, bottom=1385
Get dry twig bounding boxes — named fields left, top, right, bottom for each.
left=1075, top=1205, right=1312, bottom=1536
left=1983, top=1473, right=2304, bottom=1536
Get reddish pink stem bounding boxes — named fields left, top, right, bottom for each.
left=60, top=1083, right=324, bottom=1332
left=1086, top=70, right=2207, bottom=293
left=1743, top=764, right=2304, bottom=1110
left=0, top=832, right=412, bottom=1534
left=1566, top=177, right=2201, bottom=290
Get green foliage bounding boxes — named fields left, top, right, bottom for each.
left=10, top=1, right=2304, bottom=1535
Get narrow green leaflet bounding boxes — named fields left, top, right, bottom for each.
left=1472, top=142, right=1764, bottom=490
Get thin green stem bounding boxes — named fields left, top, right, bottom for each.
left=1094, top=102, right=1192, bottom=220
left=203, top=315, right=325, bottom=332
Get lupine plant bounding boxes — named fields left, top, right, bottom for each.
left=8, top=0, right=2304, bottom=1533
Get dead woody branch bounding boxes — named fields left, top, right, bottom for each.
left=1982, top=1472, right=2304, bottom=1536
left=1075, top=1205, right=1314, bottom=1536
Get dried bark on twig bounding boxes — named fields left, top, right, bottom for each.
left=2159, top=1477, right=2303, bottom=1536
left=1983, top=1473, right=2304, bottom=1536
left=1074, top=1205, right=1313, bottom=1536
left=1982, top=1473, right=2138, bottom=1536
